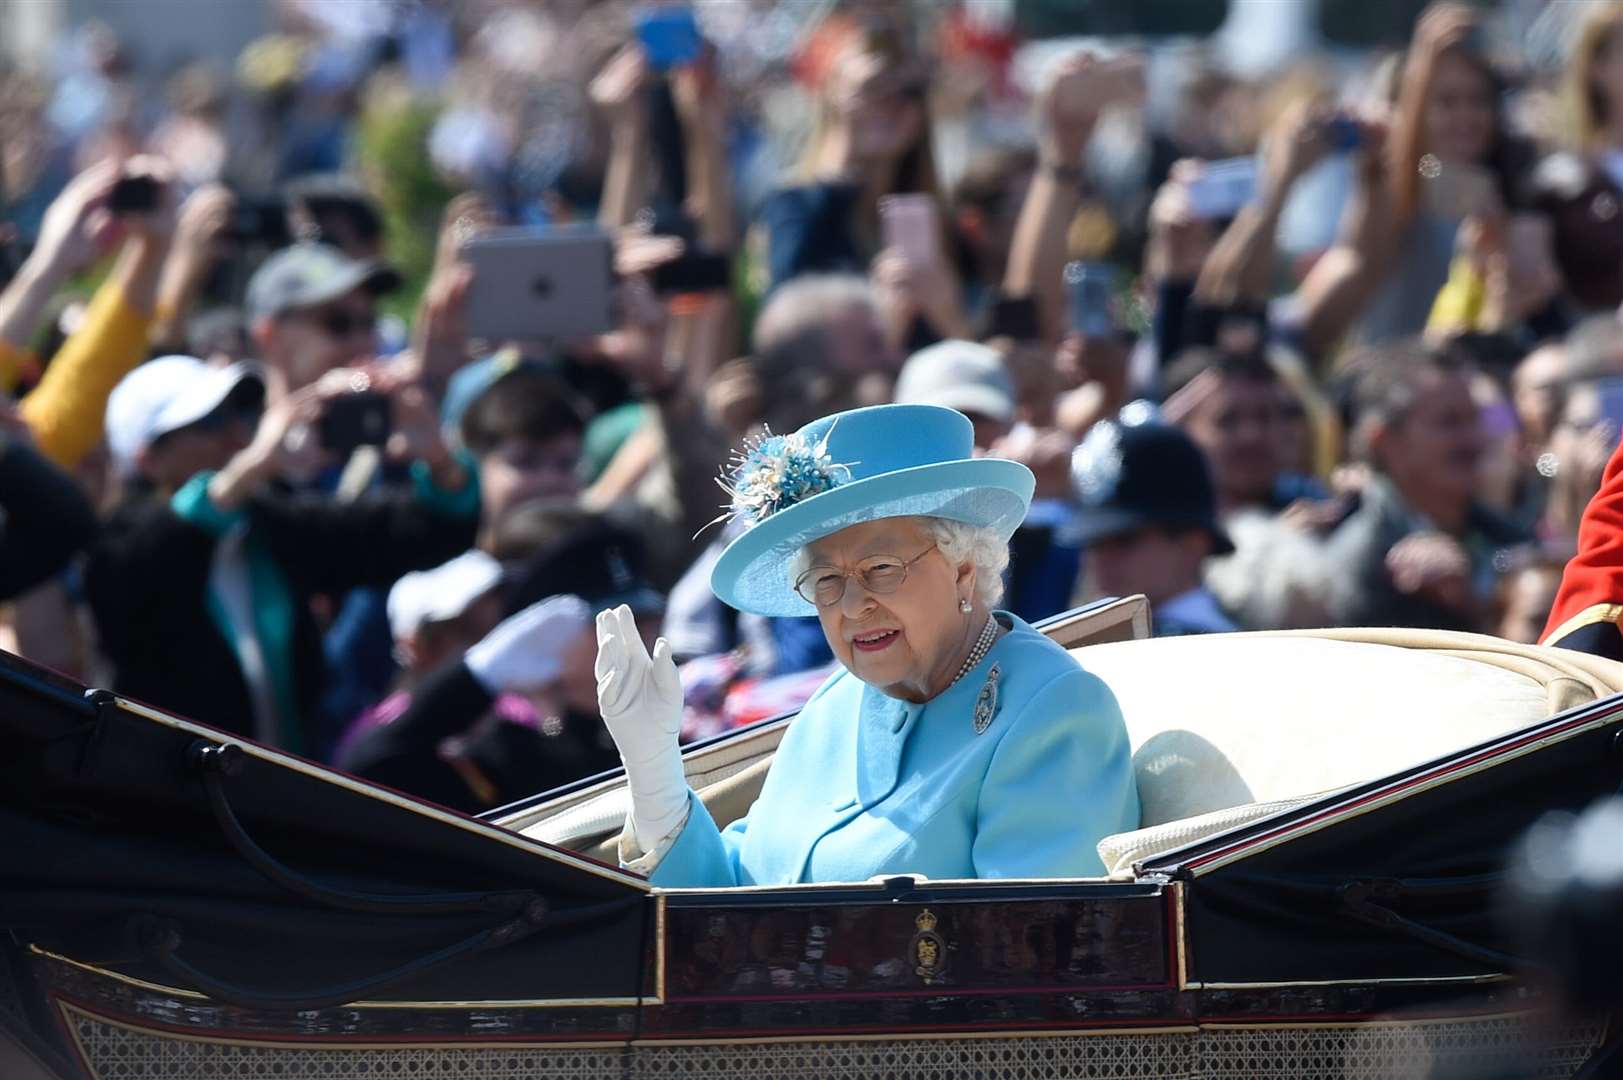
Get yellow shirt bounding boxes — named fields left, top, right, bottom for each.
left=0, top=338, right=40, bottom=393
left=17, top=281, right=154, bottom=469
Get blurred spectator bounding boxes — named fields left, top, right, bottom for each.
left=85, top=357, right=478, bottom=753
left=457, top=365, right=589, bottom=549
left=0, top=160, right=178, bottom=468
left=1071, top=418, right=1239, bottom=636
left=762, top=30, right=943, bottom=289
left=1299, top=3, right=1531, bottom=354
left=385, top=550, right=506, bottom=687
left=1537, top=376, right=1621, bottom=546
left=245, top=242, right=400, bottom=406
left=949, top=145, right=1035, bottom=311
left=1160, top=349, right=1286, bottom=516
left=284, top=174, right=389, bottom=260
left=739, top=273, right=897, bottom=433
left=1325, top=343, right=1529, bottom=630
left=1499, top=551, right=1567, bottom=645
left=1511, top=340, right=1572, bottom=453
left=336, top=513, right=662, bottom=812
left=148, top=65, right=230, bottom=190
left=0, top=412, right=98, bottom=601
left=1533, top=2, right=1623, bottom=313
left=893, top=339, right=1015, bottom=452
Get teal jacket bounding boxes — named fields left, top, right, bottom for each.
left=643, top=613, right=1139, bottom=887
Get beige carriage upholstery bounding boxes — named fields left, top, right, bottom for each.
left=1085, top=628, right=1623, bottom=875
left=507, top=626, right=1623, bottom=875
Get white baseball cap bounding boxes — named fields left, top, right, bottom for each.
left=105, top=355, right=265, bottom=475
left=894, top=340, right=1016, bottom=423
left=387, top=550, right=504, bottom=640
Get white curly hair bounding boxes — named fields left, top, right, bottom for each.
left=789, top=516, right=1009, bottom=609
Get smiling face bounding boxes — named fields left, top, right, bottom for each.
left=802, top=517, right=978, bottom=703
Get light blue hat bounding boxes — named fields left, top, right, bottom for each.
left=710, top=404, right=1035, bottom=617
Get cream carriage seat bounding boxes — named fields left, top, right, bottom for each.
left=1086, top=628, right=1623, bottom=875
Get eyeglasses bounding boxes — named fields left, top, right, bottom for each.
left=794, top=543, right=937, bottom=608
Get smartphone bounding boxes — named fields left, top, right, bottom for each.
left=108, top=175, right=159, bottom=215
left=879, top=193, right=939, bottom=265
left=1064, top=261, right=1117, bottom=338
left=1184, top=158, right=1258, bottom=220
left=461, top=226, right=616, bottom=341
left=634, top=6, right=702, bottom=71
left=319, top=392, right=393, bottom=455
left=651, top=251, right=731, bottom=295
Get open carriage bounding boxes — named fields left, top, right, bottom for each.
left=3, top=598, right=1621, bottom=1079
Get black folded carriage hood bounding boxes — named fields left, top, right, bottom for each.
left=0, top=649, right=650, bottom=1016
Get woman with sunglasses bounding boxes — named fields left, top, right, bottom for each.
left=593, top=403, right=1138, bottom=887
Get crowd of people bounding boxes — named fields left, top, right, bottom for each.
left=5, top=0, right=1623, bottom=813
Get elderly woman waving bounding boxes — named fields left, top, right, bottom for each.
left=594, top=404, right=1138, bottom=886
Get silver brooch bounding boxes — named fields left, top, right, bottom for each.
left=973, top=663, right=1001, bottom=735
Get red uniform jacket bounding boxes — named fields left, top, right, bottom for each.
left=1543, top=435, right=1623, bottom=660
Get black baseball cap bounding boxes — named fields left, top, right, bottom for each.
left=1070, top=417, right=1235, bottom=554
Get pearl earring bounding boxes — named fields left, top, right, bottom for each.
left=960, top=598, right=973, bottom=614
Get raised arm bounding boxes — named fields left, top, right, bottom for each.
left=19, top=160, right=177, bottom=467
left=1004, top=52, right=1142, bottom=343
left=591, top=45, right=652, bottom=232
left=1195, top=101, right=1332, bottom=310
left=672, top=49, right=736, bottom=255
left=148, top=184, right=236, bottom=353
left=0, top=161, right=119, bottom=374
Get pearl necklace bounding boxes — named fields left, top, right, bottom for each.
left=950, top=614, right=998, bottom=688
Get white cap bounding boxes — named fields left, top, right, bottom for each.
left=105, top=356, right=264, bottom=475
left=387, top=550, right=504, bottom=640
left=894, top=340, right=1016, bottom=423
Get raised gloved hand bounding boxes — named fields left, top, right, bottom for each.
left=594, top=604, right=687, bottom=851
left=464, top=594, right=590, bottom=694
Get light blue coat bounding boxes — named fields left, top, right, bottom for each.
left=643, top=613, right=1140, bottom=887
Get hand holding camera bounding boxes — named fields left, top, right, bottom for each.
left=1261, top=101, right=1339, bottom=197
left=105, top=157, right=180, bottom=245
left=28, top=160, right=122, bottom=282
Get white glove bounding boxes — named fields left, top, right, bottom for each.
left=594, top=604, right=687, bottom=851
left=464, top=594, right=590, bottom=694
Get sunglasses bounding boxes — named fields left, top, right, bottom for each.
left=295, top=306, right=375, bottom=340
